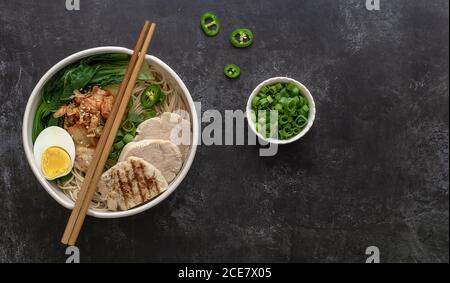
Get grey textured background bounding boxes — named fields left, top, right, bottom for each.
left=0, top=0, right=448, bottom=263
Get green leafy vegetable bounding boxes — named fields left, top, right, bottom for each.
left=127, top=111, right=144, bottom=124
left=32, top=53, right=154, bottom=142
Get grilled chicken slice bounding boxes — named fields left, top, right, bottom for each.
left=98, top=157, right=168, bottom=211
left=118, top=139, right=182, bottom=183
left=134, top=112, right=191, bottom=159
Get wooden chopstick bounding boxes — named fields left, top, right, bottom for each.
left=66, top=23, right=157, bottom=245
left=61, top=21, right=156, bottom=245
left=61, top=21, right=150, bottom=245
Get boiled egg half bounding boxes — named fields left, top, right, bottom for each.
left=33, top=126, right=75, bottom=180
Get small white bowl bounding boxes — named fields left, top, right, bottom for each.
left=22, top=47, right=199, bottom=218
left=246, top=77, right=316, bottom=144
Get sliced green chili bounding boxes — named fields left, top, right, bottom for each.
left=224, top=64, right=241, bottom=79
left=230, top=28, right=254, bottom=48
left=141, top=85, right=162, bottom=108
left=159, top=92, right=166, bottom=103
left=201, top=12, right=220, bottom=37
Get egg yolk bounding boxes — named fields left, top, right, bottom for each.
left=41, top=146, right=71, bottom=179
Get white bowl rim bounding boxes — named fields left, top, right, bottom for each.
left=22, top=46, right=199, bottom=218
left=246, top=77, right=316, bottom=145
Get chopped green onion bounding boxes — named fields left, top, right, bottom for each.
left=274, top=92, right=282, bottom=101
left=250, top=81, right=310, bottom=140
left=121, top=120, right=135, bottom=133
left=252, top=96, right=260, bottom=107
left=291, top=96, right=300, bottom=106
left=123, top=133, right=134, bottom=144
left=274, top=83, right=283, bottom=92
left=274, top=103, right=283, bottom=112
left=295, top=115, right=307, bottom=128
left=279, top=88, right=289, bottom=98
left=116, top=128, right=124, bottom=138
left=140, top=110, right=156, bottom=120
left=298, top=96, right=306, bottom=106
left=278, top=129, right=288, bottom=139
left=259, top=98, right=269, bottom=108
left=127, top=111, right=144, bottom=124
left=260, top=86, right=269, bottom=94
left=287, top=83, right=300, bottom=95
left=279, top=97, right=289, bottom=109
left=114, top=140, right=125, bottom=150
left=286, top=98, right=297, bottom=114
left=269, top=85, right=278, bottom=94
left=109, top=151, right=119, bottom=159
left=279, top=114, right=289, bottom=125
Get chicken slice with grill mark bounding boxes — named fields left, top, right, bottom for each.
left=98, top=157, right=168, bottom=211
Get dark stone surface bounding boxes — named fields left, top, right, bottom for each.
left=0, top=0, right=448, bottom=263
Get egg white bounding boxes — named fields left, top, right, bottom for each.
left=33, top=126, right=76, bottom=180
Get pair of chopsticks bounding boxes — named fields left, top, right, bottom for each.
left=61, top=21, right=156, bottom=246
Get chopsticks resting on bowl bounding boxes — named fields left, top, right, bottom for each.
left=61, top=21, right=157, bottom=246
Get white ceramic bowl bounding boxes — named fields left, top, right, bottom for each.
left=246, top=77, right=316, bottom=144
left=22, top=47, right=199, bottom=218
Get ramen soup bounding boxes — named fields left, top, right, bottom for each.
left=32, top=53, right=192, bottom=211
